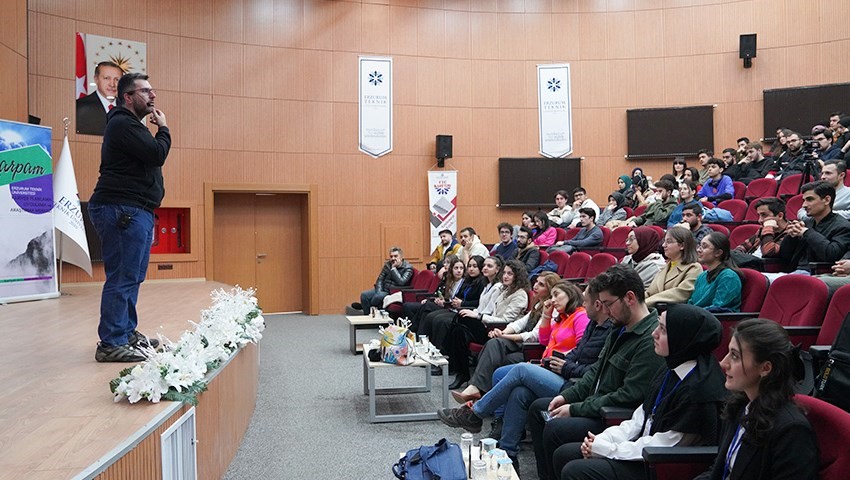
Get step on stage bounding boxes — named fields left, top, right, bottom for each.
left=0, top=280, right=259, bottom=480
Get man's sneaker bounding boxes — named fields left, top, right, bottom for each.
left=437, top=404, right=482, bottom=433
left=487, top=417, right=503, bottom=439
left=351, top=302, right=363, bottom=311
left=128, top=330, right=159, bottom=349
left=95, top=343, right=147, bottom=363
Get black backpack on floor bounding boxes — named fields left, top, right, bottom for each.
left=815, top=311, right=850, bottom=413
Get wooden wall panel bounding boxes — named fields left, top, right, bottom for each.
left=26, top=0, right=850, bottom=310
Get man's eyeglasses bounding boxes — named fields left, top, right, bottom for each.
left=127, top=88, right=156, bottom=96
left=599, top=295, right=624, bottom=309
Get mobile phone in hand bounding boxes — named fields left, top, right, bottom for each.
left=552, top=350, right=566, bottom=360
left=541, top=410, right=553, bottom=422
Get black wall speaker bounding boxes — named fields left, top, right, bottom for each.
left=739, top=33, right=757, bottom=68
left=436, top=135, right=453, bottom=159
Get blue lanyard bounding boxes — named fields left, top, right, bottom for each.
left=651, top=369, right=689, bottom=419
left=723, top=424, right=745, bottom=480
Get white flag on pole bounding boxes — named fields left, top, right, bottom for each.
left=53, top=135, right=92, bottom=276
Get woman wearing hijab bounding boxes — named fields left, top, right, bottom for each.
left=596, top=192, right=628, bottom=227
left=621, top=226, right=666, bottom=288
left=553, top=304, right=728, bottom=480
left=617, top=175, right=636, bottom=208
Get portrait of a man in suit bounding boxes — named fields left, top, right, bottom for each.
left=76, top=61, right=124, bottom=136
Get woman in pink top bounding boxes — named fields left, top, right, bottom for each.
left=538, top=281, right=590, bottom=358
left=532, top=210, right=558, bottom=247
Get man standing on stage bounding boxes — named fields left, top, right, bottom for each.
left=88, top=73, right=171, bottom=362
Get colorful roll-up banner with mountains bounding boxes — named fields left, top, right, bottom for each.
left=0, top=119, right=59, bottom=303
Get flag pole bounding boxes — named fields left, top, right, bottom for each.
left=57, top=117, right=71, bottom=293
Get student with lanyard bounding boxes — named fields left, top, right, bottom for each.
left=696, top=318, right=817, bottom=480
left=553, top=304, right=727, bottom=480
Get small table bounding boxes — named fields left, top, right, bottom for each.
left=347, top=314, right=388, bottom=354
left=363, top=346, right=449, bottom=423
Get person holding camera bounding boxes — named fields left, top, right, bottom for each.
left=768, top=131, right=821, bottom=181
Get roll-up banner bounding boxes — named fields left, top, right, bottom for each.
left=428, top=170, right=458, bottom=252
left=0, top=119, right=59, bottom=303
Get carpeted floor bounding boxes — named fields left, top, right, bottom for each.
left=223, top=314, right=541, bottom=479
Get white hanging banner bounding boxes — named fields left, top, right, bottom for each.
left=537, top=64, right=573, bottom=158
left=428, top=170, right=458, bottom=252
left=359, top=56, right=393, bottom=158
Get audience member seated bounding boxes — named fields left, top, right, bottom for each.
left=437, top=278, right=613, bottom=472
left=720, top=147, right=743, bottom=181
left=418, top=255, right=488, bottom=351
left=443, top=259, right=530, bottom=389
left=694, top=319, right=817, bottom=480
left=816, top=252, right=850, bottom=297
left=768, top=127, right=791, bottom=162
left=684, top=166, right=702, bottom=187
left=698, top=158, right=735, bottom=206
left=532, top=211, right=558, bottom=247
left=621, top=226, right=666, bottom=288
left=731, top=197, right=788, bottom=269
left=490, top=222, right=518, bottom=260
left=778, top=180, right=850, bottom=273
left=688, top=232, right=742, bottom=312
left=798, top=160, right=850, bottom=221
left=735, top=136, right=750, bottom=161
left=548, top=190, right=573, bottom=228
left=768, top=131, right=820, bottom=180
left=405, top=255, right=464, bottom=331
left=426, top=228, right=461, bottom=271
left=667, top=180, right=699, bottom=227
left=555, top=305, right=727, bottom=480
left=631, top=173, right=652, bottom=208
left=672, top=157, right=688, bottom=184
left=833, top=113, right=848, bottom=148
left=677, top=202, right=714, bottom=244
left=837, top=117, right=850, bottom=158
left=812, top=126, right=842, bottom=161
left=697, top=149, right=713, bottom=184
left=645, top=227, right=702, bottom=308
left=550, top=208, right=603, bottom=253
left=528, top=265, right=665, bottom=480
left=514, top=210, right=537, bottom=240
left=458, top=226, right=490, bottom=264
left=453, top=272, right=561, bottom=401
left=733, top=141, right=773, bottom=184
left=597, top=192, right=629, bottom=227
left=566, top=187, right=600, bottom=227
left=629, top=179, right=677, bottom=227
left=351, top=246, right=413, bottom=315
left=516, top=226, right=542, bottom=273
left=617, top=175, right=637, bottom=208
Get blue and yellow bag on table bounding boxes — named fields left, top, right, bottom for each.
left=379, top=319, right=415, bottom=365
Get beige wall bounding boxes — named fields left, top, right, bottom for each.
left=24, top=0, right=850, bottom=313
left=0, top=0, right=27, bottom=122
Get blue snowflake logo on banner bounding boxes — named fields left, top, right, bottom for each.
left=547, top=78, right=561, bottom=92
left=369, top=71, right=383, bottom=86
left=436, top=185, right=450, bottom=195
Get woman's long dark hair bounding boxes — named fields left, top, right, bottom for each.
left=443, top=257, right=466, bottom=294
left=501, top=259, right=530, bottom=297
left=722, top=318, right=804, bottom=445
left=532, top=211, right=550, bottom=239
left=485, top=255, right=505, bottom=285
left=702, top=232, right=742, bottom=282
left=551, top=281, right=584, bottom=322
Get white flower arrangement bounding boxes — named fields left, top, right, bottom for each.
left=110, top=286, right=265, bottom=405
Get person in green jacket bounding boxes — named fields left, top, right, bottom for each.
left=688, top=232, right=742, bottom=313
left=528, top=264, right=665, bottom=480
left=630, top=179, right=678, bottom=227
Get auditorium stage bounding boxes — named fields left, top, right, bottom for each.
left=0, top=279, right=254, bottom=480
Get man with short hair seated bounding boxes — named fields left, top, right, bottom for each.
left=676, top=202, right=714, bottom=245
left=351, top=246, right=414, bottom=315
left=798, top=160, right=850, bottom=221
left=490, top=222, right=518, bottom=260
left=697, top=158, right=735, bottom=206
left=629, top=179, right=677, bottom=226
left=731, top=197, right=789, bottom=269
left=515, top=226, right=541, bottom=272
left=566, top=187, right=600, bottom=228
left=778, top=181, right=850, bottom=273
left=459, top=226, right=490, bottom=265
left=551, top=208, right=603, bottom=253
left=427, top=229, right=461, bottom=272
left=733, top=141, right=773, bottom=184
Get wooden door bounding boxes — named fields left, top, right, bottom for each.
left=254, top=194, right=303, bottom=313
left=213, top=193, right=304, bottom=313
